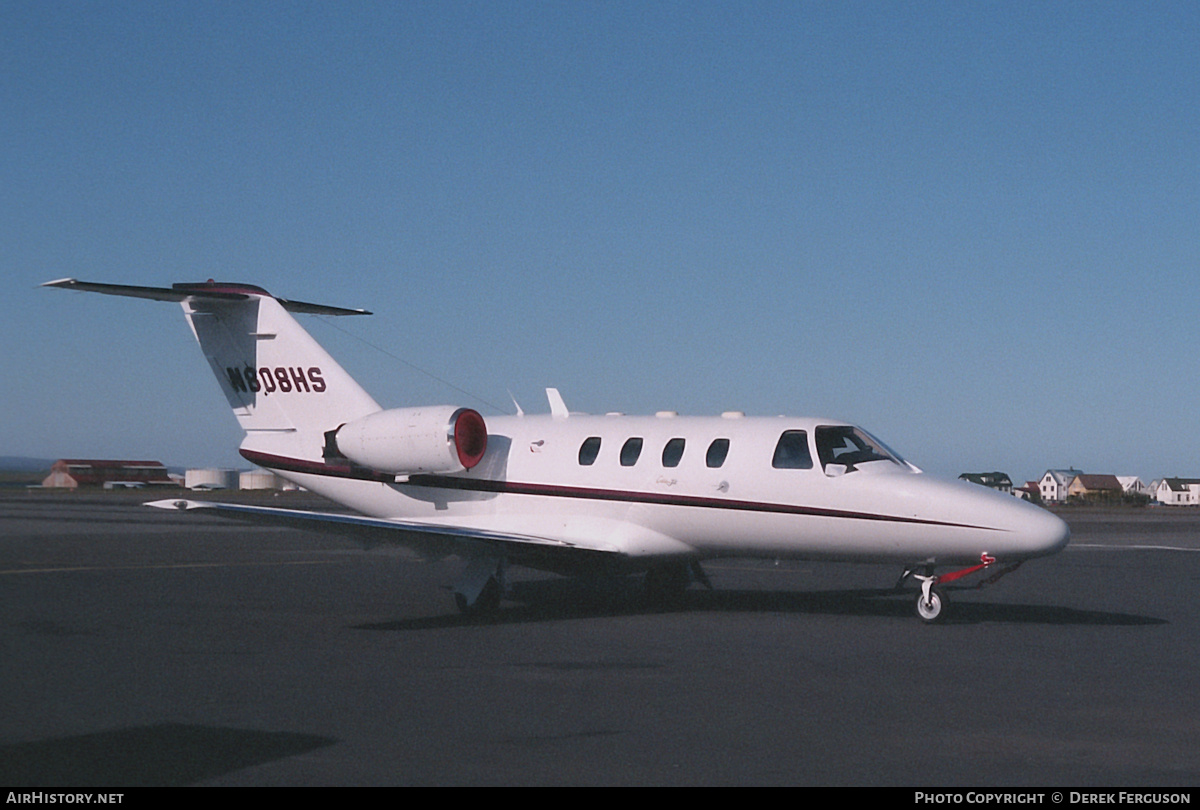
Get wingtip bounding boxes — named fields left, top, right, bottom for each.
left=145, top=498, right=210, bottom=511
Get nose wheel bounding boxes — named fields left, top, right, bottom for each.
left=915, top=580, right=946, bottom=623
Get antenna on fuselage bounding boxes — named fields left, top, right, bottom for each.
left=546, top=388, right=569, bottom=419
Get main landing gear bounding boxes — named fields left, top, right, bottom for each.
left=643, top=561, right=711, bottom=605
left=452, top=556, right=507, bottom=616
left=898, top=552, right=1021, bottom=623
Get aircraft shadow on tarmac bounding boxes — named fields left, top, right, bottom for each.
left=356, top=577, right=1166, bottom=631
left=0, top=723, right=335, bottom=787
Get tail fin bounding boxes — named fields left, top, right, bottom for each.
left=43, top=279, right=381, bottom=461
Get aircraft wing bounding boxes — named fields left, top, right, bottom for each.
left=144, top=499, right=627, bottom=573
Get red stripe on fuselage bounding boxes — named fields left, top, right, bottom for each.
left=240, top=450, right=1003, bottom=532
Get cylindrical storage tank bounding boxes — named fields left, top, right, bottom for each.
left=185, top=468, right=238, bottom=490
left=239, top=469, right=279, bottom=490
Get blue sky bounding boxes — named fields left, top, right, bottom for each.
left=3, top=1, right=1197, bottom=483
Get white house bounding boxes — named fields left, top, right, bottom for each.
left=1116, top=476, right=1150, bottom=498
left=1155, top=478, right=1200, bottom=506
left=1040, top=469, right=1083, bottom=504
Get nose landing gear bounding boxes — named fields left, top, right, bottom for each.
left=899, top=552, right=1012, bottom=623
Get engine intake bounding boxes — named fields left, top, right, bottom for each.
left=331, top=406, right=487, bottom=474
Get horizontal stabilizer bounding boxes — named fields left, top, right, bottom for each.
left=42, top=278, right=371, bottom=316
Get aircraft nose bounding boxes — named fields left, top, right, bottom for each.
left=1022, top=505, right=1070, bottom=558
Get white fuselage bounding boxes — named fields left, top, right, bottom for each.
left=257, top=411, right=1070, bottom=570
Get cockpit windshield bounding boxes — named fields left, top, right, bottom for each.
left=815, top=425, right=906, bottom=473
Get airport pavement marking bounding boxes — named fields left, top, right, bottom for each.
left=0, top=559, right=346, bottom=576
left=1068, top=543, right=1200, bottom=553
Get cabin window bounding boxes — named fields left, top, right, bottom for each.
left=578, top=436, right=601, bottom=465
left=662, top=438, right=685, bottom=468
left=706, top=438, right=730, bottom=468
left=772, top=430, right=813, bottom=469
left=620, top=437, right=644, bottom=466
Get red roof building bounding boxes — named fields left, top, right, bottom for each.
left=42, top=459, right=176, bottom=489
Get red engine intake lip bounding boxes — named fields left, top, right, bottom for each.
left=452, top=408, right=488, bottom=469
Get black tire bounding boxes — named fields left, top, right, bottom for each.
left=916, top=587, right=946, bottom=623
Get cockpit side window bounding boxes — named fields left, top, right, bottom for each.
left=706, top=438, right=730, bottom=468
left=815, top=425, right=902, bottom=472
left=772, top=430, right=813, bottom=469
left=578, top=436, right=601, bottom=465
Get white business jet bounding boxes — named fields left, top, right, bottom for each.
left=44, top=279, right=1069, bottom=622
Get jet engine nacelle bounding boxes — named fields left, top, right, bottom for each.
left=333, top=406, right=487, bottom=474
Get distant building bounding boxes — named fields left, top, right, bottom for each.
left=1040, top=469, right=1083, bottom=504
left=1155, top=478, right=1200, bottom=506
left=1067, top=474, right=1123, bottom=503
left=42, top=459, right=175, bottom=489
left=1116, top=476, right=1151, bottom=498
left=959, top=472, right=1013, bottom=494
left=1015, top=481, right=1042, bottom=502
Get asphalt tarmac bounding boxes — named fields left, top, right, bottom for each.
left=2, top=492, right=1198, bottom=786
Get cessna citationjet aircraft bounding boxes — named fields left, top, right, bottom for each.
left=45, top=278, right=1069, bottom=621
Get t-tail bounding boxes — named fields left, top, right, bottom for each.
left=42, top=279, right=383, bottom=468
